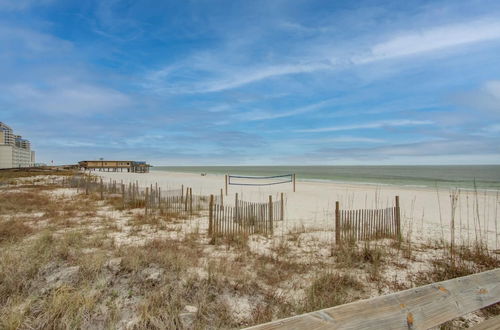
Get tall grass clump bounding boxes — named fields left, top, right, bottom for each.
left=302, top=272, right=364, bottom=312
left=0, top=219, right=33, bottom=243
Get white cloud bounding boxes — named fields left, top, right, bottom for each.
left=146, top=61, right=333, bottom=94
left=144, top=18, right=500, bottom=94
left=484, top=81, right=500, bottom=99
left=0, top=0, right=53, bottom=11
left=235, top=98, right=335, bottom=121
left=296, top=120, right=433, bottom=133
left=0, top=26, right=72, bottom=55
left=5, top=83, right=132, bottom=115
left=289, top=136, right=385, bottom=144
left=483, top=124, right=500, bottom=134
left=200, top=63, right=332, bottom=92
left=453, top=80, right=500, bottom=114
left=357, top=19, right=500, bottom=63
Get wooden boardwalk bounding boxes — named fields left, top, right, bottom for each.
left=246, top=268, right=500, bottom=330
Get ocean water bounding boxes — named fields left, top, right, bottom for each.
left=153, top=165, right=500, bottom=190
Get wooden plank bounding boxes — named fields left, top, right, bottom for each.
left=246, top=268, right=500, bottom=330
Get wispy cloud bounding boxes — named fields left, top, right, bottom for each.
left=357, top=19, right=500, bottom=63
left=198, top=62, right=333, bottom=93
left=296, top=120, right=433, bottom=133
left=0, top=25, right=73, bottom=56
left=453, top=80, right=500, bottom=114
left=3, top=82, right=132, bottom=115
left=144, top=61, right=334, bottom=94
left=308, top=136, right=500, bottom=163
left=0, top=0, right=53, bottom=11
left=235, top=98, right=336, bottom=121
left=143, top=17, right=500, bottom=94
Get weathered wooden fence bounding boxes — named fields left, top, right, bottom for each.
left=208, top=194, right=285, bottom=242
left=246, top=268, right=500, bottom=330
left=335, top=196, right=401, bottom=245
left=67, top=175, right=210, bottom=218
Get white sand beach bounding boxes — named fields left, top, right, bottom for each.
left=93, top=170, right=499, bottom=249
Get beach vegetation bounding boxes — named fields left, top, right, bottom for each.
left=0, top=171, right=498, bottom=329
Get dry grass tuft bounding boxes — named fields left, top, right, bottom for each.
left=0, top=218, right=33, bottom=243
left=414, top=242, right=499, bottom=286
left=457, top=243, right=500, bottom=269
left=0, top=168, right=75, bottom=183
left=0, top=191, right=52, bottom=214
left=136, top=284, right=184, bottom=329
left=333, top=242, right=385, bottom=267
left=25, top=284, right=102, bottom=329
left=302, top=272, right=364, bottom=312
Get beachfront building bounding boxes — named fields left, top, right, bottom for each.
left=0, top=122, right=35, bottom=169
left=79, top=160, right=151, bottom=173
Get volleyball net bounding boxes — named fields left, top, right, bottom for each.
left=227, top=174, right=294, bottom=186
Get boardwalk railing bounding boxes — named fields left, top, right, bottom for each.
left=335, top=196, right=401, bottom=245
left=208, top=194, right=284, bottom=242
left=246, top=268, right=500, bottom=330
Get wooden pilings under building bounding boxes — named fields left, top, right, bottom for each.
left=78, top=160, right=151, bottom=173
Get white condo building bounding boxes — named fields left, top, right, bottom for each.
left=0, top=122, right=35, bottom=169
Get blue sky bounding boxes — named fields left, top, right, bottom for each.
left=1, top=0, right=500, bottom=165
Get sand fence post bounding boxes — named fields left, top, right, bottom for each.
left=293, top=174, right=296, bottom=192
left=100, top=178, right=104, bottom=200
left=181, top=184, right=184, bottom=202
left=269, top=195, right=273, bottom=236
left=335, top=201, right=341, bottom=245
left=395, top=196, right=401, bottom=240
left=150, top=184, right=153, bottom=210
left=121, top=182, right=125, bottom=209
left=225, top=174, right=228, bottom=196
left=209, top=194, right=214, bottom=236
left=189, top=187, right=193, bottom=214
left=280, top=192, right=284, bottom=221
left=220, top=188, right=224, bottom=207
left=158, top=187, right=161, bottom=214
left=184, top=187, right=188, bottom=212
left=235, top=193, right=239, bottom=223
left=131, top=182, right=135, bottom=206
left=145, top=187, right=149, bottom=217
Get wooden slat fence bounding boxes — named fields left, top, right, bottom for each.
left=335, top=196, right=401, bottom=245
left=246, top=268, right=500, bottom=330
left=235, top=199, right=284, bottom=222
left=208, top=194, right=284, bottom=242
left=66, top=174, right=211, bottom=218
